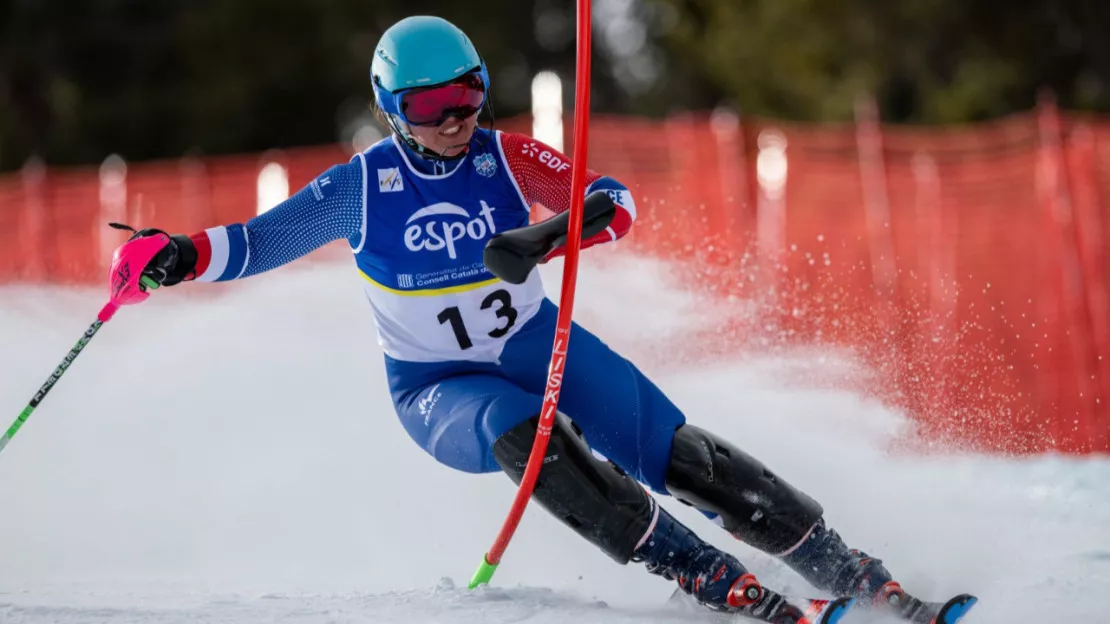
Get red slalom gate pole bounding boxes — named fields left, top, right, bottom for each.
left=469, top=0, right=593, bottom=589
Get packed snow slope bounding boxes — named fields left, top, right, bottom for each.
left=1, top=253, right=1107, bottom=623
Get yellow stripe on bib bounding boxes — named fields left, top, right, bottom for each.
left=360, top=270, right=502, bottom=297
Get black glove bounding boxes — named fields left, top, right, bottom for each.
left=109, top=223, right=199, bottom=286
left=483, top=190, right=617, bottom=285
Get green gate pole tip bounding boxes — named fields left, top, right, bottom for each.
left=468, top=555, right=499, bottom=590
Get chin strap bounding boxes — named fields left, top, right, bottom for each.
left=385, top=98, right=498, bottom=163
left=385, top=112, right=469, bottom=162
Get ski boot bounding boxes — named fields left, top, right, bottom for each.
left=636, top=505, right=853, bottom=624
left=782, top=520, right=977, bottom=624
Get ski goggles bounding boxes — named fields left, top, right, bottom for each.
left=397, top=73, right=486, bottom=126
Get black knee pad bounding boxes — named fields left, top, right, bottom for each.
left=493, top=414, right=654, bottom=564
left=664, top=424, right=823, bottom=555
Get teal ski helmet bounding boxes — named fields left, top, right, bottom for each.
left=371, top=16, right=492, bottom=157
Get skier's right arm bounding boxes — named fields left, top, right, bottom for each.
left=130, top=159, right=365, bottom=286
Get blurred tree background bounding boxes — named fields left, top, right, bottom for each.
left=2, top=0, right=1109, bottom=172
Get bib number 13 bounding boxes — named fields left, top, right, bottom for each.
left=437, top=289, right=518, bottom=350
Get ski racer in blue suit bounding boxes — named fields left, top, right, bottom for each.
left=120, top=15, right=975, bottom=624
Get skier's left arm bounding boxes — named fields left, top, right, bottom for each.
left=499, top=132, right=636, bottom=259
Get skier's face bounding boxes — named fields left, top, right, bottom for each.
left=407, top=113, right=478, bottom=159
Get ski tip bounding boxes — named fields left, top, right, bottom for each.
left=819, top=597, right=855, bottom=624
left=936, top=594, right=978, bottom=624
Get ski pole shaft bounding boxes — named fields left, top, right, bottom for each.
left=0, top=316, right=106, bottom=456
left=0, top=281, right=154, bottom=459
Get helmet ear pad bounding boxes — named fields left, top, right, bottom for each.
left=369, top=74, right=412, bottom=145
left=372, top=73, right=401, bottom=118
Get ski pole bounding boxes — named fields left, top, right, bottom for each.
left=469, top=0, right=593, bottom=589
left=1, top=231, right=169, bottom=459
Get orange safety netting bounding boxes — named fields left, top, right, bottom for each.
left=2, top=103, right=1108, bottom=455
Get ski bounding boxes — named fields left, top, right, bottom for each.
left=736, top=590, right=855, bottom=624
left=880, top=592, right=978, bottom=624
left=670, top=586, right=855, bottom=624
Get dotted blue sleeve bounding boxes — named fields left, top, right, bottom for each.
left=237, top=159, right=365, bottom=279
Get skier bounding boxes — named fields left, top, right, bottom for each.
left=116, top=15, right=975, bottom=624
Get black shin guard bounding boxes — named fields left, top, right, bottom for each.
left=493, top=414, right=654, bottom=564
left=664, top=424, right=823, bottom=554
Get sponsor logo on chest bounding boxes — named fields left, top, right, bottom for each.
left=404, top=201, right=498, bottom=260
